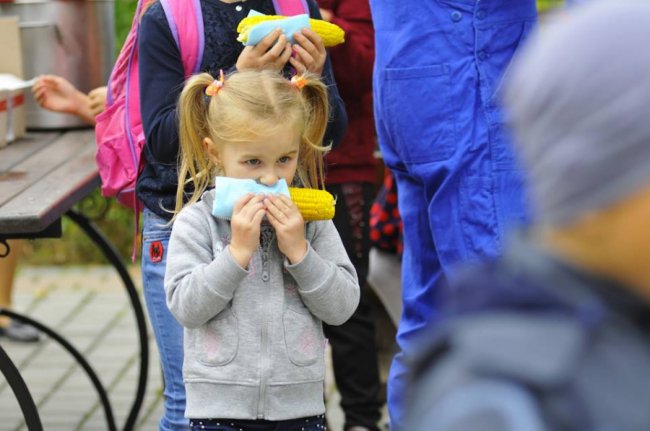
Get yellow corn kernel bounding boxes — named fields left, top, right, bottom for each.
left=289, top=187, right=336, bottom=221
left=237, top=15, right=345, bottom=47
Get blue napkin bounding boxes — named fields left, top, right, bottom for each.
left=212, top=177, right=290, bottom=219
left=242, top=11, right=310, bottom=46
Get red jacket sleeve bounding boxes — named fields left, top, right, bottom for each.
left=321, top=0, right=374, bottom=97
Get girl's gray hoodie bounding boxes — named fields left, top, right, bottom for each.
left=164, top=189, right=360, bottom=420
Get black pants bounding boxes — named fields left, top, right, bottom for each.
left=190, top=415, right=325, bottom=431
left=324, top=183, right=382, bottom=431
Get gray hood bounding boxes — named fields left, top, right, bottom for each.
left=504, top=0, right=650, bottom=225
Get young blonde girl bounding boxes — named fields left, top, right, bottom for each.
left=164, top=69, right=360, bottom=431
left=138, top=2, right=346, bottom=427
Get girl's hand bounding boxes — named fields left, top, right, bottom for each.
left=265, top=194, right=307, bottom=264
left=236, top=29, right=293, bottom=72
left=32, top=75, right=97, bottom=125
left=32, top=75, right=86, bottom=115
left=229, top=193, right=266, bottom=268
left=88, top=86, right=108, bottom=117
left=289, top=28, right=327, bottom=76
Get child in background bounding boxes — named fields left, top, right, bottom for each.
left=164, top=69, right=359, bottom=431
left=0, top=240, right=39, bottom=342
left=3, top=76, right=109, bottom=344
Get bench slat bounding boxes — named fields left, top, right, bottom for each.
left=0, top=131, right=95, bottom=208
left=0, top=132, right=59, bottom=173
left=0, top=131, right=99, bottom=235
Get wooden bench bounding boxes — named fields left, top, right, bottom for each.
left=0, top=131, right=99, bottom=242
left=0, top=130, right=147, bottom=431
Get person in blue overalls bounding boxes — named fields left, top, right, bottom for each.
left=368, top=1, right=537, bottom=427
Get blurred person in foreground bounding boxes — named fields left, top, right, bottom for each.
left=403, top=1, right=650, bottom=430
left=368, top=1, right=536, bottom=425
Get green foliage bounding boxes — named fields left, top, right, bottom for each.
left=115, top=0, right=139, bottom=54
left=22, top=0, right=140, bottom=266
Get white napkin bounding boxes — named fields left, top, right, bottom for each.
left=0, top=74, right=35, bottom=91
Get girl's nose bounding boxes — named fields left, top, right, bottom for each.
left=258, top=173, right=279, bottom=187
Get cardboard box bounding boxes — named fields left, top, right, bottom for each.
left=0, top=17, right=26, bottom=147
left=0, top=77, right=28, bottom=147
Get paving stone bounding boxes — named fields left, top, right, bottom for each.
left=2, top=265, right=394, bottom=431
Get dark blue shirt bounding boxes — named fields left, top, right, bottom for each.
left=137, top=0, right=347, bottom=219
left=404, top=234, right=650, bottom=431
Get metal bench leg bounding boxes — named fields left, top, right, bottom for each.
left=0, top=341, right=43, bottom=431
left=1, top=309, right=117, bottom=430
left=65, top=209, right=148, bottom=431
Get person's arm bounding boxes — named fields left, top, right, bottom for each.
left=285, top=220, right=360, bottom=325
left=138, top=4, right=185, bottom=164
left=164, top=207, right=249, bottom=329
left=88, top=86, right=107, bottom=118
left=320, top=0, right=374, bottom=97
left=307, top=0, right=348, bottom=149
left=32, top=75, right=97, bottom=126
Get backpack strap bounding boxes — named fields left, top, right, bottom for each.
left=105, top=0, right=147, bottom=106
left=273, top=0, right=309, bottom=16
left=160, top=0, right=204, bottom=78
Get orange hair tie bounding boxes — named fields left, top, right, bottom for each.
left=290, top=75, right=307, bottom=90
left=205, top=69, right=225, bottom=96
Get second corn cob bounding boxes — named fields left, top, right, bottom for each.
left=237, top=15, right=345, bottom=47
left=289, top=187, right=336, bottom=221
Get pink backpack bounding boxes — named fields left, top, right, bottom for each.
left=94, top=0, right=202, bottom=211
left=94, top=0, right=309, bottom=211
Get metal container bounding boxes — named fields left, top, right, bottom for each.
left=0, top=0, right=115, bottom=129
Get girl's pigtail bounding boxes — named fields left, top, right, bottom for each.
left=175, top=72, right=217, bottom=219
left=297, top=74, right=329, bottom=190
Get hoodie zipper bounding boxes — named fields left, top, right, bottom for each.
left=257, top=227, right=273, bottom=418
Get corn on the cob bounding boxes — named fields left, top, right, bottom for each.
left=289, top=187, right=336, bottom=221
left=237, top=15, right=345, bottom=47
left=536, top=0, right=564, bottom=13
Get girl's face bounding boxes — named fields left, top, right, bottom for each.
left=207, top=126, right=301, bottom=187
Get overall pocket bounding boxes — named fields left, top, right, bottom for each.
left=381, top=64, right=456, bottom=163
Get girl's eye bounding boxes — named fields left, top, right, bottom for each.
left=278, top=156, right=291, bottom=164
left=245, top=159, right=261, bottom=166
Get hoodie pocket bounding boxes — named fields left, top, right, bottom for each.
left=197, top=308, right=239, bottom=367
left=283, top=308, right=322, bottom=366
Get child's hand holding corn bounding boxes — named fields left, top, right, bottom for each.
left=236, top=12, right=345, bottom=75
left=265, top=194, right=308, bottom=264
left=290, top=27, right=327, bottom=76
left=236, top=29, right=293, bottom=72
